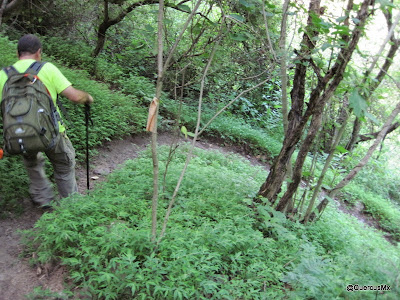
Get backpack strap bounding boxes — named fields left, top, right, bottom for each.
left=3, top=61, right=47, bottom=78
left=3, top=66, right=19, bottom=78
left=25, top=61, right=47, bottom=75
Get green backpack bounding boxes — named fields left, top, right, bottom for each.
left=1, top=61, right=60, bottom=155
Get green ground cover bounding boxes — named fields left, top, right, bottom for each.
left=23, top=146, right=400, bottom=299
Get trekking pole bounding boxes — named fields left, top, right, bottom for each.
left=84, top=103, right=93, bottom=190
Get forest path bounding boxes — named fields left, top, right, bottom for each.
left=0, top=131, right=265, bottom=300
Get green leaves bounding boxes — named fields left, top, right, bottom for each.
left=335, top=145, right=348, bottom=154
left=349, top=89, right=380, bottom=124
left=22, top=146, right=283, bottom=299
left=180, top=126, right=195, bottom=138
left=239, top=0, right=253, bottom=8
left=228, top=13, right=245, bottom=23
left=349, top=89, right=368, bottom=118
left=310, top=13, right=332, bottom=34
left=230, top=32, right=253, bottom=42
left=177, top=4, right=191, bottom=13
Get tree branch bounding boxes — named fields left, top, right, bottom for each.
left=357, top=121, right=400, bottom=143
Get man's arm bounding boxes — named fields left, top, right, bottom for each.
left=61, top=86, right=94, bottom=104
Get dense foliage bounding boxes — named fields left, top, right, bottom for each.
left=23, top=146, right=400, bottom=299
left=1, top=0, right=400, bottom=298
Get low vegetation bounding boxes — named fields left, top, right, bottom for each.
left=23, top=146, right=399, bottom=299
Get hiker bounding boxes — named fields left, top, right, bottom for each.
left=0, top=34, right=93, bottom=208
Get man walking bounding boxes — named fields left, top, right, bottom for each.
left=0, top=34, right=94, bottom=208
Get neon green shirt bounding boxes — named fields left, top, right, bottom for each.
left=0, top=59, right=71, bottom=132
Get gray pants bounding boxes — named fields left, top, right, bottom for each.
left=22, top=132, right=78, bottom=206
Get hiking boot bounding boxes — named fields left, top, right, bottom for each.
left=40, top=203, right=53, bottom=210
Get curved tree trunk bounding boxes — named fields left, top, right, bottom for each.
left=92, top=0, right=110, bottom=58
left=92, top=0, right=160, bottom=57
left=91, top=0, right=195, bottom=57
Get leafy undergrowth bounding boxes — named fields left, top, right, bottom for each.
left=23, top=146, right=400, bottom=300
left=342, top=184, right=400, bottom=241
left=161, top=99, right=283, bottom=160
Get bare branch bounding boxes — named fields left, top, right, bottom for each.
left=357, top=122, right=400, bottom=143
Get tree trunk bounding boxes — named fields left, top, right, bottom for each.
left=1, top=0, right=21, bottom=19
left=303, top=111, right=350, bottom=223
left=346, top=117, right=361, bottom=151
left=92, top=0, right=110, bottom=58
left=256, top=0, right=321, bottom=205
left=326, top=97, right=349, bottom=152
left=92, top=0, right=160, bottom=57
left=150, top=0, right=165, bottom=242
left=279, top=0, right=292, bottom=183
left=276, top=110, right=324, bottom=212
left=257, top=0, right=373, bottom=210
left=91, top=0, right=196, bottom=57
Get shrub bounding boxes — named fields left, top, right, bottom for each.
left=22, top=146, right=400, bottom=299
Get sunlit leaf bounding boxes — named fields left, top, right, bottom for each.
left=376, top=0, right=396, bottom=8
left=335, top=145, right=348, bottom=153
left=132, top=43, right=145, bottom=51
left=321, top=42, right=332, bottom=51
left=181, top=126, right=195, bottom=138
left=181, top=126, right=188, bottom=138
left=262, top=11, right=274, bottom=17
left=324, top=195, right=334, bottom=202
left=265, top=2, right=276, bottom=9
left=332, top=25, right=350, bottom=36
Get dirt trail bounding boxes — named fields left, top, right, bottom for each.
left=0, top=132, right=264, bottom=300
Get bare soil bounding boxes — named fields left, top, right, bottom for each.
left=0, top=131, right=392, bottom=299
